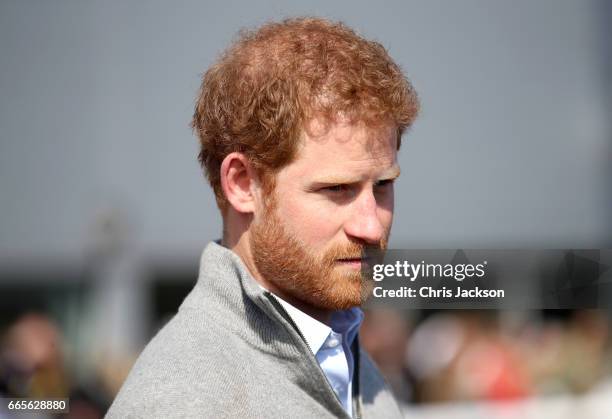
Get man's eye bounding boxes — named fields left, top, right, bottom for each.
left=375, top=179, right=395, bottom=188
left=323, top=184, right=349, bottom=193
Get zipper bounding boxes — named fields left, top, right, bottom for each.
left=263, top=291, right=360, bottom=418
left=264, top=292, right=309, bottom=345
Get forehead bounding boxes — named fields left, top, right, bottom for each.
left=288, top=120, right=398, bottom=176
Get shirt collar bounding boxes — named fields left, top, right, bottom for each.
left=331, top=308, right=364, bottom=349
left=271, top=292, right=363, bottom=354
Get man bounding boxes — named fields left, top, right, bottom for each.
left=107, top=17, right=418, bottom=418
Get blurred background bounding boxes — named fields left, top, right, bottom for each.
left=1, top=0, right=611, bottom=417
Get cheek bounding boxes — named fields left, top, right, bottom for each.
left=277, top=195, right=344, bottom=245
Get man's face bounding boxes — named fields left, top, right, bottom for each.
left=250, top=119, right=399, bottom=310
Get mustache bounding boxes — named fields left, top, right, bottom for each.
left=323, top=238, right=387, bottom=261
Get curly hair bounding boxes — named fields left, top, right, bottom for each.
left=192, top=17, right=419, bottom=211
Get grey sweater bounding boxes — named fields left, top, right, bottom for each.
left=106, top=241, right=403, bottom=418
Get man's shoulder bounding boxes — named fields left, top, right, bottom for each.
left=105, top=304, right=336, bottom=418
left=105, top=306, right=258, bottom=418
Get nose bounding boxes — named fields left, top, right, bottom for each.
left=343, top=188, right=386, bottom=245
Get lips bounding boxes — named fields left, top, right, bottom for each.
left=337, top=257, right=363, bottom=263
left=335, top=257, right=373, bottom=269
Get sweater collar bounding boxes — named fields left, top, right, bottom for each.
left=195, top=240, right=363, bottom=352
left=188, top=240, right=357, bottom=418
left=272, top=294, right=363, bottom=355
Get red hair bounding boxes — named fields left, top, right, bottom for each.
left=192, top=17, right=419, bottom=210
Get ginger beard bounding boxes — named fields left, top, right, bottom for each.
left=249, top=191, right=389, bottom=311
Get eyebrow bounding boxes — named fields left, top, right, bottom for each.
left=309, top=165, right=401, bottom=185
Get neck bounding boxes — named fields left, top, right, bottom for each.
left=223, top=217, right=333, bottom=326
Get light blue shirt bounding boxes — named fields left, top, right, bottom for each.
left=274, top=295, right=364, bottom=417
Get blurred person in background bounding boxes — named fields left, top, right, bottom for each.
left=522, top=310, right=611, bottom=395
left=0, top=313, right=110, bottom=419
left=0, top=313, right=68, bottom=399
left=107, top=16, right=419, bottom=419
left=405, top=311, right=533, bottom=403
left=402, top=309, right=612, bottom=405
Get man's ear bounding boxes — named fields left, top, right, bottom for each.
left=220, top=152, right=259, bottom=214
